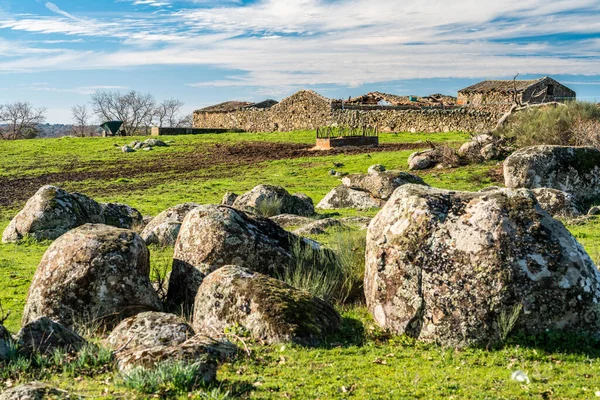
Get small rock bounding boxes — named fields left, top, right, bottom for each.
left=293, top=218, right=346, bottom=236
left=0, top=382, right=70, bottom=400
left=221, top=192, right=238, bottom=206
left=511, top=370, right=530, bottom=384
left=317, top=186, right=383, bottom=210
left=233, top=185, right=315, bottom=217
left=141, top=203, right=200, bottom=246
left=144, top=138, right=168, bottom=147
left=367, top=164, right=386, bottom=174
left=16, top=317, right=86, bottom=356
left=588, top=206, right=600, bottom=216
left=122, top=145, right=135, bottom=153
left=269, top=214, right=314, bottom=228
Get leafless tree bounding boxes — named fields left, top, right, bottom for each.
left=0, top=102, right=46, bottom=140
left=154, top=98, right=191, bottom=128
left=71, top=104, right=94, bottom=137
left=90, top=90, right=156, bottom=136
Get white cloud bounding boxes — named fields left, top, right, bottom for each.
left=45, top=2, right=79, bottom=20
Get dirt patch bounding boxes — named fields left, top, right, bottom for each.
left=0, top=141, right=424, bottom=208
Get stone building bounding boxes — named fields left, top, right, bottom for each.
left=193, top=89, right=499, bottom=133
left=458, top=77, right=576, bottom=112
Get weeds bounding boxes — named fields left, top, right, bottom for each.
left=497, top=303, right=523, bottom=344
left=327, top=228, right=367, bottom=304
left=122, top=360, right=210, bottom=394
left=255, top=197, right=283, bottom=217
left=149, top=246, right=172, bottom=303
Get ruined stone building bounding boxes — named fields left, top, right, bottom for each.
left=457, top=77, right=576, bottom=112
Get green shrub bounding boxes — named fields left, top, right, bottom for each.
left=327, top=228, right=367, bottom=304
left=122, top=360, right=210, bottom=394
left=498, top=101, right=600, bottom=148
left=255, top=197, right=283, bottom=217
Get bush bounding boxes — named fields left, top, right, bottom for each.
left=281, top=229, right=366, bottom=304
left=497, top=101, right=600, bottom=148
left=255, top=197, right=283, bottom=217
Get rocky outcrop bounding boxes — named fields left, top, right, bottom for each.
left=16, top=317, right=86, bottom=356
left=22, top=224, right=162, bottom=329
left=0, top=325, right=13, bottom=362
left=192, top=266, right=341, bottom=345
left=365, top=184, right=600, bottom=347
left=0, top=382, right=70, bottom=400
left=318, top=166, right=427, bottom=210
left=167, top=205, right=324, bottom=309
left=106, top=312, right=194, bottom=352
left=232, top=185, right=315, bottom=217
left=2, top=186, right=143, bottom=243
left=531, top=188, right=581, bottom=218
left=140, top=203, right=200, bottom=246
left=504, top=146, right=600, bottom=204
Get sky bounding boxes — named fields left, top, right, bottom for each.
left=0, top=0, right=598, bottom=123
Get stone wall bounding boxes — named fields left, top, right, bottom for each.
left=194, top=90, right=500, bottom=133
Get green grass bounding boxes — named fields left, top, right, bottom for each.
left=1, top=130, right=600, bottom=398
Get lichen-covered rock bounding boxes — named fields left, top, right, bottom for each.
left=2, top=186, right=143, bottom=243
left=100, top=203, right=143, bottom=230
left=140, top=203, right=199, bottom=246
left=368, top=164, right=386, bottom=174
left=22, top=224, right=162, bottom=329
left=504, top=145, right=600, bottom=203
left=0, top=382, right=70, bottom=400
left=106, top=312, right=194, bottom=352
left=167, top=205, right=323, bottom=309
left=408, top=150, right=438, bottom=171
left=480, top=142, right=507, bottom=161
left=143, top=138, right=168, bottom=147
left=122, top=145, right=135, bottom=153
left=115, top=334, right=237, bottom=383
left=16, top=317, right=86, bottom=356
left=317, top=185, right=383, bottom=210
left=0, top=325, right=13, bottom=362
left=365, top=184, right=600, bottom=347
left=192, top=266, right=341, bottom=345
left=341, top=170, right=427, bottom=201
left=269, top=214, right=313, bottom=228
left=221, top=191, right=238, bottom=206
left=458, top=134, right=493, bottom=160
left=232, top=185, right=315, bottom=217
left=531, top=188, right=581, bottom=218
left=293, top=218, right=345, bottom=236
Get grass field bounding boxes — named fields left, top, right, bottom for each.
left=1, top=130, right=599, bottom=399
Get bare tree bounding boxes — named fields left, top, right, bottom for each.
left=71, top=104, right=93, bottom=137
left=0, top=102, right=46, bottom=140
left=154, top=98, right=188, bottom=128
left=90, top=90, right=155, bottom=136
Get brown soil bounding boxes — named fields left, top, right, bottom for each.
left=0, top=141, right=424, bottom=208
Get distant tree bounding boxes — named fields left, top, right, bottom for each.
left=90, top=90, right=155, bottom=136
left=71, top=104, right=93, bottom=137
left=0, top=102, right=46, bottom=140
left=154, top=98, right=189, bottom=128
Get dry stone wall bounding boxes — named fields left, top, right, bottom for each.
left=194, top=90, right=500, bottom=133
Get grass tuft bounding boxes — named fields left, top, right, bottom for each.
left=255, top=197, right=283, bottom=217
left=122, top=360, right=210, bottom=394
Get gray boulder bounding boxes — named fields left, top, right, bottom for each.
left=317, top=186, right=383, bottom=210
left=2, top=186, right=143, bottom=243
left=293, top=218, right=346, bottom=236
left=16, top=317, right=86, bottom=356
left=192, top=266, right=341, bottom=345
left=167, top=205, right=324, bottom=309
left=0, top=325, right=13, bottom=362
left=106, top=312, right=194, bottom=352
left=531, top=188, right=581, bottom=218
left=141, top=203, right=199, bottom=246
left=504, top=145, right=600, bottom=204
left=269, top=214, right=313, bottom=228
left=22, top=224, right=162, bottom=329
left=144, top=138, right=168, bottom=147
left=365, top=184, right=600, bottom=347
left=408, top=150, right=438, bottom=171
left=232, top=185, right=315, bottom=217
left=0, top=382, right=71, bottom=400
left=341, top=170, right=427, bottom=201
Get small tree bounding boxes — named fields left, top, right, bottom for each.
left=154, top=98, right=191, bottom=128
left=0, top=102, right=46, bottom=139
left=90, top=90, right=155, bottom=136
left=71, top=104, right=93, bottom=137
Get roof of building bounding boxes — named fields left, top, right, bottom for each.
left=458, top=77, right=548, bottom=94
left=196, top=101, right=255, bottom=113
left=243, top=99, right=278, bottom=109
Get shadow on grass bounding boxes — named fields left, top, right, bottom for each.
left=506, top=331, right=600, bottom=358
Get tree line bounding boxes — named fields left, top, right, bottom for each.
left=0, top=90, right=191, bottom=139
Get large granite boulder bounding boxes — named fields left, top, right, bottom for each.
left=22, top=224, right=162, bottom=329
left=0, top=325, right=13, bottom=362
left=531, top=188, right=581, bottom=218
left=0, top=382, right=70, bottom=400
left=140, top=203, right=200, bottom=246
left=2, top=185, right=143, bottom=243
left=317, top=186, right=384, bottom=210
left=167, top=205, right=324, bottom=309
left=106, top=312, right=194, bottom=352
left=504, top=145, right=600, bottom=204
left=16, top=317, right=86, bottom=356
left=232, top=185, right=315, bottom=217
left=365, top=184, right=600, bottom=347
left=341, top=170, right=427, bottom=201
left=192, top=266, right=341, bottom=345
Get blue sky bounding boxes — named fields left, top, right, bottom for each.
left=0, top=0, right=598, bottom=123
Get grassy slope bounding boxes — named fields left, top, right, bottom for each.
left=1, top=131, right=600, bottom=399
